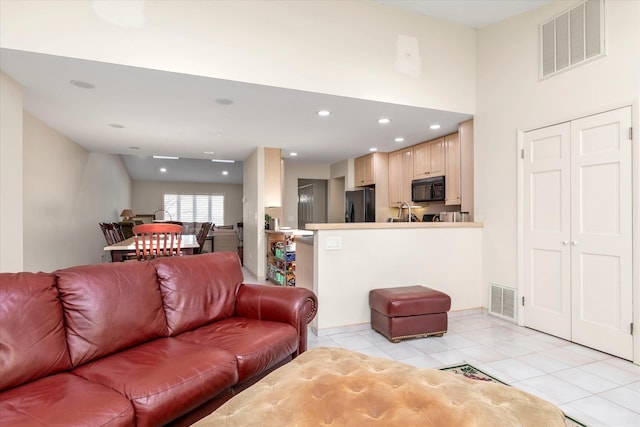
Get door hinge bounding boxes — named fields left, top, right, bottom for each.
left=631, top=323, right=634, bottom=335
left=520, top=149, right=524, bottom=159
left=629, top=127, right=633, bottom=140
left=521, top=296, right=525, bottom=306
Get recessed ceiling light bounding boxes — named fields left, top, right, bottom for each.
left=378, top=118, right=391, bottom=124
left=204, top=151, right=215, bottom=155
left=70, top=80, right=95, bottom=89
left=290, top=152, right=298, bottom=157
left=222, top=171, right=229, bottom=176
left=109, top=123, right=125, bottom=128
left=369, top=147, right=378, bottom=152
left=215, top=98, right=234, bottom=105
left=160, top=168, right=167, bottom=173
left=129, top=146, right=140, bottom=150
left=317, top=110, right=330, bottom=117
left=394, top=137, right=405, bottom=143
left=211, top=159, right=235, bottom=163
left=430, top=124, right=441, bottom=130
left=153, top=155, right=179, bottom=160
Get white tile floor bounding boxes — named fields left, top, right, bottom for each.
left=241, top=269, right=640, bottom=426
left=306, top=313, right=640, bottom=427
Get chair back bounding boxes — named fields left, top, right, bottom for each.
left=100, top=222, right=125, bottom=245
left=195, top=222, right=212, bottom=254
left=132, top=223, right=183, bottom=261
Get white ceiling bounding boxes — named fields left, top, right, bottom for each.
left=0, top=1, right=550, bottom=184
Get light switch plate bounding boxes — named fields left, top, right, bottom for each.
left=325, top=236, right=342, bottom=250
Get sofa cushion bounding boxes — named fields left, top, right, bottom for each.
left=73, top=337, right=238, bottom=427
left=177, top=317, right=298, bottom=383
left=154, top=252, right=243, bottom=335
left=56, top=261, right=167, bottom=366
left=0, top=272, right=72, bottom=391
left=0, top=373, right=134, bottom=427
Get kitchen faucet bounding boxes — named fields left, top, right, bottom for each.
left=398, top=202, right=412, bottom=222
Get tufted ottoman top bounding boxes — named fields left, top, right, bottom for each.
left=195, top=347, right=566, bottom=427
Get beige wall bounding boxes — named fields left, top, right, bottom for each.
left=475, top=1, right=640, bottom=360
left=0, top=0, right=476, bottom=114
left=131, top=180, right=243, bottom=229
left=22, top=113, right=132, bottom=271
left=0, top=72, right=23, bottom=272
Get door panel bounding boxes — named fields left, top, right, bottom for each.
left=523, top=123, right=571, bottom=339
left=570, top=107, right=632, bottom=360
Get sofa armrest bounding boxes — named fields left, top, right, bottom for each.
left=235, top=284, right=317, bottom=356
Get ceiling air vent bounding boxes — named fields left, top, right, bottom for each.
left=540, top=0, right=605, bottom=78
left=489, top=284, right=517, bottom=321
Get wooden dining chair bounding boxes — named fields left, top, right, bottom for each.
left=100, top=222, right=136, bottom=261
left=194, top=222, right=212, bottom=254
left=132, top=223, right=183, bottom=261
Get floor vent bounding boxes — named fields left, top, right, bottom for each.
left=489, top=284, right=517, bottom=321
left=540, top=0, right=605, bottom=78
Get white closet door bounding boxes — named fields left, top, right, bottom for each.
left=570, top=107, right=633, bottom=360
left=523, top=123, right=572, bottom=339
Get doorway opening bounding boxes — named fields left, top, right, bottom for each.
left=298, top=179, right=328, bottom=229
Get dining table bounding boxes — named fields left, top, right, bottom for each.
left=104, top=234, right=199, bottom=262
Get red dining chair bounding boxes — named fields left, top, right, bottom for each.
left=132, top=223, right=183, bottom=261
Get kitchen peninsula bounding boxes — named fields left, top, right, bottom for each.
left=298, top=222, right=483, bottom=335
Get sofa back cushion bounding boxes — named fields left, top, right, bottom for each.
left=153, top=252, right=243, bottom=335
left=0, top=272, right=72, bottom=391
left=56, top=262, right=167, bottom=366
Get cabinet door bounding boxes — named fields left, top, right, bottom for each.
left=412, top=142, right=430, bottom=179
left=413, top=138, right=444, bottom=178
left=354, top=154, right=375, bottom=186
left=388, top=149, right=412, bottom=206
left=428, top=137, right=445, bottom=177
left=445, top=133, right=461, bottom=205
left=388, top=151, right=403, bottom=206
left=400, top=149, right=413, bottom=203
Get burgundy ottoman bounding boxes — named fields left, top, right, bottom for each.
left=369, top=285, right=451, bottom=343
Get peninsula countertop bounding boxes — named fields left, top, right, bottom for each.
left=305, top=222, right=483, bottom=231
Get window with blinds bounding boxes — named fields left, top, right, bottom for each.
left=163, top=193, right=224, bottom=225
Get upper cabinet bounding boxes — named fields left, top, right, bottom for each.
left=388, top=148, right=413, bottom=207
left=413, top=137, right=445, bottom=179
left=354, top=152, right=388, bottom=187
left=444, top=132, right=461, bottom=205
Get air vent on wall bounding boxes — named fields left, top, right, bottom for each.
left=489, top=284, right=517, bottom=321
left=540, top=0, right=605, bottom=78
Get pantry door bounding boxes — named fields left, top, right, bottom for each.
left=523, top=123, right=572, bottom=340
left=570, top=107, right=633, bottom=360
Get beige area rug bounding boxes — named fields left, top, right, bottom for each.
left=195, top=347, right=570, bottom=426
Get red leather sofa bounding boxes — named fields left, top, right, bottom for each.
left=0, top=252, right=317, bottom=426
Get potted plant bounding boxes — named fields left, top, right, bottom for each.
left=265, top=214, right=271, bottom=230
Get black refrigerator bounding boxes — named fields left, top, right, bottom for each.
left=345, top=188, right=375, bottom=222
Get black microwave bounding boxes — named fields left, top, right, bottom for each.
left=411, top=176, right=445, bottom=202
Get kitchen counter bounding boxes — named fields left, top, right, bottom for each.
left=298, top=222, right=484, bottom=335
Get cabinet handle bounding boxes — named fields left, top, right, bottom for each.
left=571, top=241, right=578, bottom=246
left=562, top=240, right=569, bottom=246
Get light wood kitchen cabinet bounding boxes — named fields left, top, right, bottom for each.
left=388, top=148, right=413, bottom=207
left=413, top=137, right=445, bottom=179
left=445, top=132, right=461, bottom=205
left=354, top=152, right=381, bottom=186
